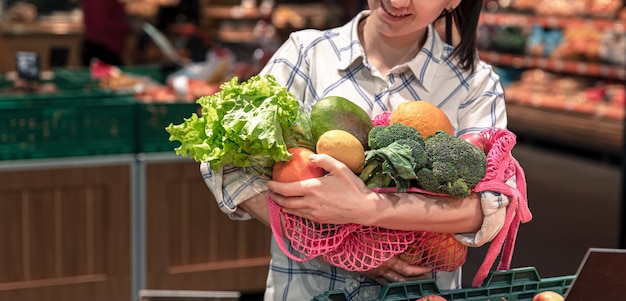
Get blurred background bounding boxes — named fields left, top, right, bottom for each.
left=0, top=0, right=624, bottom=300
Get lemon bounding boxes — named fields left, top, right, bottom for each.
left=316, top=129, right=365, bottom=173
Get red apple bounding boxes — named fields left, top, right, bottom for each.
left=415, top=295, right=447, bottom=301
left=532, top=290, right=564, bottom=301
left=460, top=133, right=492, bottom=154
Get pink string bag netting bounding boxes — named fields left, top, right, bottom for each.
left=267, top=127, right=532, bottom=286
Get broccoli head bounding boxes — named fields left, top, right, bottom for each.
left=368, top=123, right=424, bottom=149
left=416, top=131, right=487, bottom=197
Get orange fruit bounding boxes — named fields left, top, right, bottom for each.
left=272, top=147, right=325, bottom=182
left=421, top=232, right=467, bottom=271
left=389, top=101, right=454, bottom=138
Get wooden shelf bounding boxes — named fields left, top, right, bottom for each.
left=216, top=28, right=258, bottom=44
left=506, top=102, right=623, bottom=153
left=479, top=12, right=624, bottom=31
left=204, top=5, right=269, bottom=20
left=480, top=51, right=626, bottom=80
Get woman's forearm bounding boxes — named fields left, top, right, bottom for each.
left=238, top=191, right=272, bottom=227
left=362, top=191, right=483, bottom=233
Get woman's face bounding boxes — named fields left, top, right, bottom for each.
left=366, top=0, right=461, bottom=38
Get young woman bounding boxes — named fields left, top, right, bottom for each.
left=201, top=0, right=513, bottom=299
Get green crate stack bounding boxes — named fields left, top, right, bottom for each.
left=52, top=68, right=101, bottom=90
left=54, top=64, right=169, bottom=88
left=0, top=75, right=10, bottom=89
left=120, top=65, right=168, bottom=84
left=0, top=94, right=136, bottom=160
left=313, top=267, right=575, bottom=301
left=135, top=102, right=200, bottom=153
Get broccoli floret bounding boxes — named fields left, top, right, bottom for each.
left=368, top=123, right=424, bottom=149
left=415, top=168, right=439, bottom=192
left=394, top=138, right=428, bottom=170
left=416, top=131, right=487, bottom=197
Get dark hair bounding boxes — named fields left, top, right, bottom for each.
left=440, top=0, right=484, bottom=72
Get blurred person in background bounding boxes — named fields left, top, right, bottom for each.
left=81, top=0, right=130, bottom=66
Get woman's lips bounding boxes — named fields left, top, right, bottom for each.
left=381, top=1, right=410, bottom=18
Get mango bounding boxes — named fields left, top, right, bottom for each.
left=310, top=96, right=373, bottom=150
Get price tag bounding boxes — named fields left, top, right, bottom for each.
left=15, top=51, right=40, bottom=81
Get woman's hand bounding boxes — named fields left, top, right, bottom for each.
left=361, top=257, right=432, bottom=284
left=266, top=153, right=376, bottom=225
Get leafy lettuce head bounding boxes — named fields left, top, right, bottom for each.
left=166, top=75, right=301, bottom=173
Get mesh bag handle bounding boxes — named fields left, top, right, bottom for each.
left=468, top=128, right=532, bottom=287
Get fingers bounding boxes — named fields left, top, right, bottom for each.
left=309, top=153, right=349, bottom=175
left=388, top=257, right=433, bottom=277
left=365, top=257, right=433, bottom=284
left=268, top=193, right=307, bottom=209
left=266, top=177, right=321, bottom=197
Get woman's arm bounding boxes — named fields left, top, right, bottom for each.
left=267, top=153, right=483, bottom=234
left=238, top=192, right=271, bottom=227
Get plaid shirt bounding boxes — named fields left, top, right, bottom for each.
left=201, top=11, right=509, bottom=301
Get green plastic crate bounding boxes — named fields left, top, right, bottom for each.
left=52, top=68, right=100, bottom=90
left=0, top=89, right=119, bottom=102
left=54, top=64, right=168, bottom=87
left=0, top=96, right=137, bottom=160
left=120, top=65, right=169, bottom=84
left=312, top=267, right=575, bottom=301
left=135, top=102, right=200, bottom=153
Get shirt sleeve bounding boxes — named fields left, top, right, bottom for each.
left=456, top=62, right=508, bottom=137
left=200, top=162, right=268, bottom=220
left=454, top=175, right=516, bottom=247
left=259, top=31, right=317, bottom=109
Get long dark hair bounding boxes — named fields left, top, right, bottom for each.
left=440, top=0, right=484, bottom=72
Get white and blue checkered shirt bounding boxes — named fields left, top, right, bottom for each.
left=201, top=10, right=509, bottom=301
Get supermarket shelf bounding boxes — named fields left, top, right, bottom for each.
left=1, top=21, right=83, bottom=36
left=204, top=5, right=269, bottom=20
left=480, top=51, right=626, bottom=80
left=506, top=102, right=623, bottom=154
left=216, top=28, right=258, bottom=44
left=479, top=12, right=625, bottom=31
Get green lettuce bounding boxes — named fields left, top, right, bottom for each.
left=165, top=75, right=301, bottom=173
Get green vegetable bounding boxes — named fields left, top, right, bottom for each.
left=368, top=123, right=424, bottom=150
left=416, top=131, right=487, bottom=197
left=393, top=138, right=428, bottom=169
left=165, top=75, right=303, bottom=175
left=359, top=141, right=419, bottom=192
left=360, top=123, right=427, bottom=192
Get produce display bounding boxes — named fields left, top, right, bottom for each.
left=478, top=1, right=625, bottom=156
left=503, top=68, right=625, bottom=120
left=0, top=77, right=59, bottom=95
left=166, top=75, right=531, bottom=288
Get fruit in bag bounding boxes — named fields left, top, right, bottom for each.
left=272, top=147, right=325, bottom=182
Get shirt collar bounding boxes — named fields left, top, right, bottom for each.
left=336, top=11, right=447, bottom=92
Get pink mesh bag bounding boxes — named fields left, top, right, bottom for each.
left=267, top=127, right=532, bottom=286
